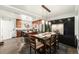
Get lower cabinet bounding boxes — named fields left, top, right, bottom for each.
left=59, top=35, right=77, bottom=48
left=16, top=30, right=22, bottom=37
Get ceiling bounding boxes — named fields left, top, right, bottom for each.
left=11, top=5, right=75, bottom=17
left=0, top=5, right=76, bottom=20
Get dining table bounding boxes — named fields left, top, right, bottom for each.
left=31, top=32, right=57, bottom=53
left=31, top=32, right=56, bottom=40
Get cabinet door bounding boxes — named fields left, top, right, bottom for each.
left=16, top=30, right=22, bottom=37
left=16, top=19, right=22, bottom=28
left=64, top=18, right=74, bottom=36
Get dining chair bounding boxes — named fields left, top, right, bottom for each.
left=21, top=32, right=30, bottom=44
left=45, top=34, right=58, bottom=54
left=29, top=36, right=44, bottom=54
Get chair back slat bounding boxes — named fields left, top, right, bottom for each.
left=29, top=36, right=36, bottom=49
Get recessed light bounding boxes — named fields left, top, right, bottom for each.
left=68, top=18, right=71, bottom=21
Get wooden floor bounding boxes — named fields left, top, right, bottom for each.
left=0, top=37, right=78, bottom=54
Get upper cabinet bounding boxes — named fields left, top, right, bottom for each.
left=16, top=19, right=22, bottom=28
left=32, top=19, right=42, bottom=29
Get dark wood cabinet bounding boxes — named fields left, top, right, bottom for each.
left=16, top=19, right=22, bottom=28
left=16, top=30, right=22, bottom=37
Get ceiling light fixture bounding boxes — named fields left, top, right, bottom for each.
left=41, top=5, right=51, bottom=12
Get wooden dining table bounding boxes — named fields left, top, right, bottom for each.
left=31, top=32, right=57, bottom=53
left=31, top=32, right=56, bottom=40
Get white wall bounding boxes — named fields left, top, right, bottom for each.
left=0, top=9, right=17, bottom=42
left=0, top=18, right=2, bottom=41
left=75, top=6, right=79, bottom=53
left=1, top=19, right=15, bottom=40
left=75, top=6, right=79, bottom=40
left=75, top=16, right=79, bottom=40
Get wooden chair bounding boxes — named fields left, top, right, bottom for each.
left=21, top=32, right=30, bottom=44
left=29, top=36, right=44, bottom=54
left=45, top=34, right=58, bottom=54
